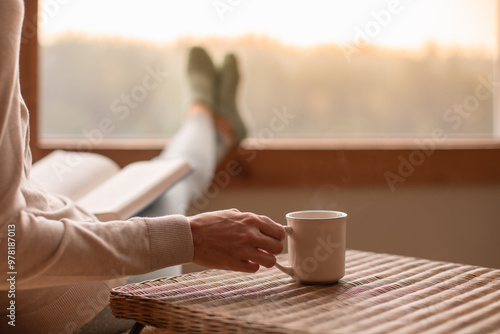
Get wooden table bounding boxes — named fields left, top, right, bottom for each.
left=110, top=250, right=500, bottom=334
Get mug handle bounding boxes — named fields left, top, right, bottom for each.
left=274, top=226, right=295, bottom=278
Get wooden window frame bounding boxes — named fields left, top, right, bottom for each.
left=22, top=0, right=500, bottom=189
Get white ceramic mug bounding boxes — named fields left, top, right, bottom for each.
left=275, top=210, right=347, bottom=284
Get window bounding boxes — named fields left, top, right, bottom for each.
left=22, top=0, right=499, bottom=187
left=38, top=0, right=498, bottom=145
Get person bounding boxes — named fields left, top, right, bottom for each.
left=0, top=0, right=285, bottom=333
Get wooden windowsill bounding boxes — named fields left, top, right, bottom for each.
left=36, top=137, right=500, bottom=188
left=38, top=137, right=500, bottom=151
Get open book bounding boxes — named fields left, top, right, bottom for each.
left=31, top=150, right=192, bottom=221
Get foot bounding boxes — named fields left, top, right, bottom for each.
left=216, top=53, right=247, bottom=145
left=187, top=46, right=217, bottom=109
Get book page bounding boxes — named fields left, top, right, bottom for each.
left=77, top=158, right=191, bottom=220
left=30, top=150, right=120, bottom=201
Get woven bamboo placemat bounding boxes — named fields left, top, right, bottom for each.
left=110, top=250, right=500, bottom=334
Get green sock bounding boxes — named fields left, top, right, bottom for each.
left=217, top=53, right=247, bottom=144
left=187, top=46, right=216, bottom=109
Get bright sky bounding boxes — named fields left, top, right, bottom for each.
left=40, top=0, right=496, bottom=53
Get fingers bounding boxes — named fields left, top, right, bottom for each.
left=253, top=232, right=283, bottom=255
left=233, top=260, right=260, bottom=273
left=256, top=214, right=286, bottom=241
left=248, top=249, right=277, bottom=268
left=237, top=214, right=284, bottom=268
left=231, top=252, right=275, bottom=271
left=237, top=212, right=284, bottom=255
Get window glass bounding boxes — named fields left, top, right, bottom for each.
left=39, top=0, right=497, bottom=140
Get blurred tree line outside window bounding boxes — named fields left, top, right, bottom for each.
left=39, top=0, right=496, bottom=140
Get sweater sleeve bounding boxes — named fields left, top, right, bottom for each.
left=0, top=0, right=194, bottom=291
left=2, top=213, right=194, bottom=290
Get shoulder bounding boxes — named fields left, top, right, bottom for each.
left=0, top=0, right=24, bottom=30
left=0, top=0, right=24, bottom=15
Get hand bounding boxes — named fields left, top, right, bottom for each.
left=188, top=209, right=286, bottom=273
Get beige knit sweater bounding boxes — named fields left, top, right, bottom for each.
left=0, top=1, right=194, bottom=332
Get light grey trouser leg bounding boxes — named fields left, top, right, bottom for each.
left=142, top=112, right=227, bottom=216
left=75, top=114, right=227, bottom=334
